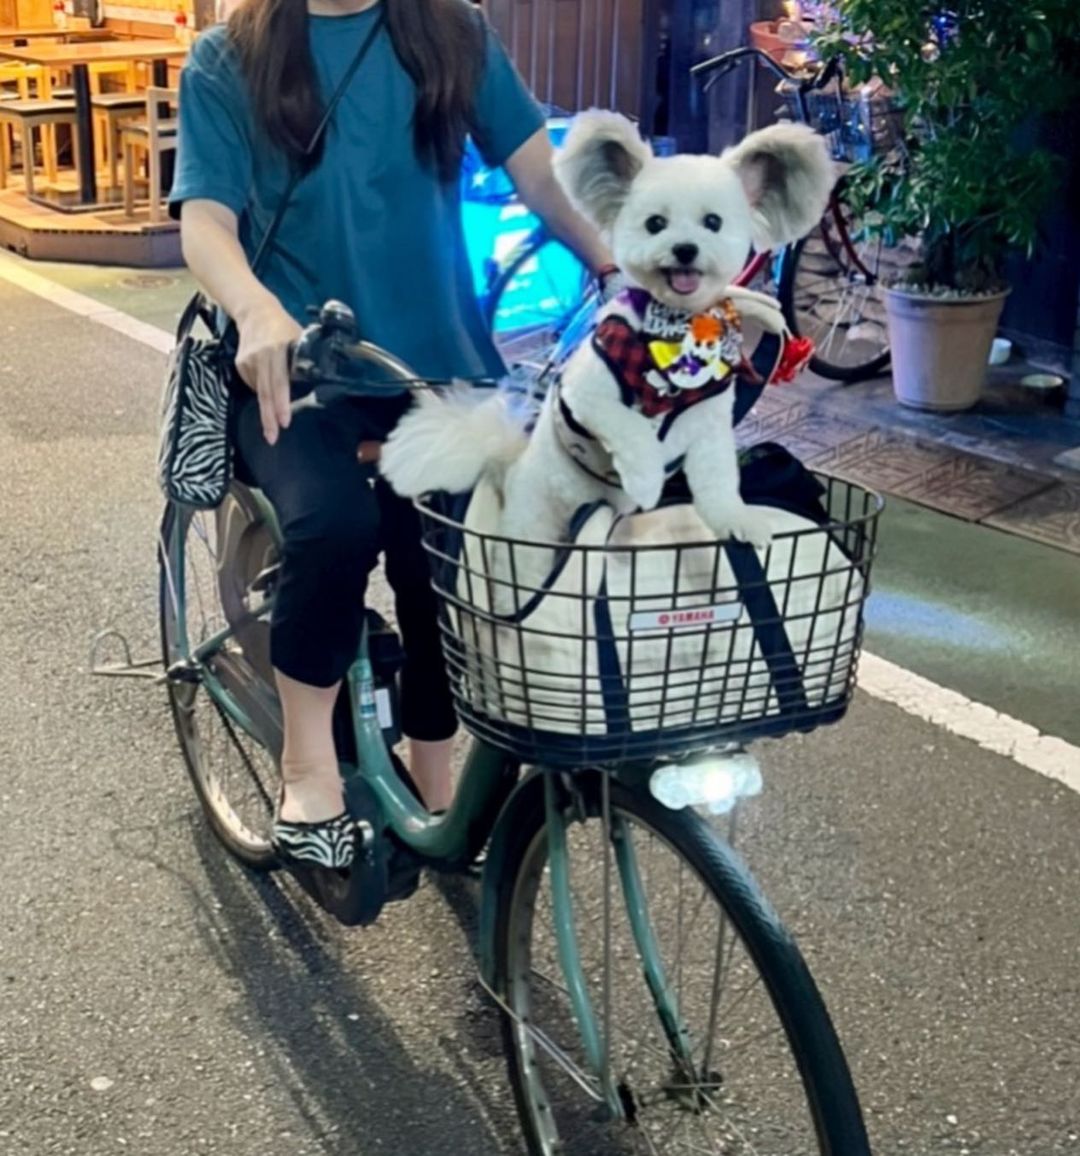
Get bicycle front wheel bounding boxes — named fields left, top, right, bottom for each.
left=492, top=773, right=869, bottom=1156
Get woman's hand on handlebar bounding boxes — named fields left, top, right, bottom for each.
left=235, top=298, right=303, bottom=446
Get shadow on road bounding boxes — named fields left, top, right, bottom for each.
left=116, top=815, right=511, bottom=1155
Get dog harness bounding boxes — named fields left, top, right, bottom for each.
left=552, top=287, right=758, bottom=488
left=595, top=290, right=760, bottom=419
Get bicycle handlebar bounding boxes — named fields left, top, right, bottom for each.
left=692, top=45, right=840, bottom=95
left=287, top=301, right=435, bottom=411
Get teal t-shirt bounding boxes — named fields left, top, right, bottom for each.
left=169, top=3, right=545, bottom=380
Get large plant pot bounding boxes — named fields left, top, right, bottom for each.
left=884, top=287, right=1010, bottom=412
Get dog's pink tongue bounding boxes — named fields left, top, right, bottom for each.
left=671, top=270, right=701, bottom=295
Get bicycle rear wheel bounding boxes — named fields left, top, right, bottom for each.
left=492, top=773, right=869, bottom=1156
left=779, top=189, right=907, bottom=383
left=158, top=486, right=283, bottom=869
left=484, top=232, right=590, bottom=373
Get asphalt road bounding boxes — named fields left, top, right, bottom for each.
left=1, top=275, right=1079, bottom=1156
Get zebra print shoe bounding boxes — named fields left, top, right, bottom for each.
left=272, top=810, right=357, bottom=870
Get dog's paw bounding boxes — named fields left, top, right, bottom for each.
left=703, top=504, right=781, bottom=550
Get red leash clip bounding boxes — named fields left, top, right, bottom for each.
left=769, top=335, right=814, bottom=384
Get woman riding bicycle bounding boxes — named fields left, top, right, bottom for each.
left=169, top=0, right=613, bottom=867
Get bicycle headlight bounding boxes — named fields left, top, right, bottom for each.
left=649, top=748, right=763, bottom=816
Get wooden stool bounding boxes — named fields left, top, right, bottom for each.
left=0, top=63, right=47, bottom=101
left=90, top=62, right=136, bottom=93
left=121, top=87, right=178, bottom=223
left=91, top=92, right=146, bottom=190
left=0, top=64, right=48, bottom=175
left=0, top=99, right=78, bottom=196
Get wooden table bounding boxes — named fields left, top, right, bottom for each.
left=0, top=26, right=114, bottom=42
left=0, top=38, right=187, bottom=205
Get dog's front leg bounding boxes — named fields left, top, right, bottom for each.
left=723, top=287, right=789, bottom=336
left=562, top=367, right=667, bottom=512
left=724, top=286, right=782, bottom=310
left=683, top=396, right=777, bottom=549
left=590, top=406, right=667, bottom=512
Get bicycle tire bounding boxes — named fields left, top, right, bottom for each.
left=483, top=232, right=590, bottom=371
left=159, top=490, right=282, bottom=870
left=778, top=187, right=894, bottom=384
left=492, top=773, right=870, bottom=1156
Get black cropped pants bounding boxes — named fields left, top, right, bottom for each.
left=233, top=393, right=456, bottom=742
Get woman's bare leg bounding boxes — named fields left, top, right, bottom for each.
left=277, top=671, right=455, bottom=817
left=408, top=737, right=455, bottom=812
left=276, top=670, right=346, bottom=822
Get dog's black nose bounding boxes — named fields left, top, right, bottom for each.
left=672, top=243, right=699, bottom=267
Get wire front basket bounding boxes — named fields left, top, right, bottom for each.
left=418, top=477, right=883, bottom=768
left=780, top=78, right=902, bottom=163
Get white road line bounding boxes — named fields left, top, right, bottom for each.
left=0, top=250, right=173, bottom=353
left=857, top=654, right=1080, bottom=790
left=3, top=252, right=1079, bottom=791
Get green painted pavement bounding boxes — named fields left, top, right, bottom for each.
left=864, top=497, right=1079, bottom=747
left=19, top=258, right=194, bottom=330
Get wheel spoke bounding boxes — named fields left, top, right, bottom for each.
left=499, top=786, right=858, bottom=1155
left=161, top=494, right=280, bottom=865
left=488, top=236, right=588, bottom=373
left=787, top=201, right=900, bottom=374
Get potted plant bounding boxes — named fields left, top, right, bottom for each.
left=814, top=1, right=1074, bottom=410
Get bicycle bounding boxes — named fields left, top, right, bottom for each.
left=482, top=49, right=905, bottom=384
left=462, top=108, right=594, bottom=375
left=694, top=45, right=909, bottom=383
left=159, top=299, right=883, bottom=1155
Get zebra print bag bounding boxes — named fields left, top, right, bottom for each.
left=157, top=294, right=235, bottom=509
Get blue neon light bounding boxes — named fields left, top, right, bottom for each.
left=461, top=116, right=585, bottom=331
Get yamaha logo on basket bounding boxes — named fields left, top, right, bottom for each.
left=628, top=603, right=743, bottom=633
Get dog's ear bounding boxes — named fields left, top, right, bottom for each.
left=554, top=110, right=653, bottom=230
left=724, top=124, right=834, bottom=250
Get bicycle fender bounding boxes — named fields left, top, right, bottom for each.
left=477, top=768, right=550, bottom=987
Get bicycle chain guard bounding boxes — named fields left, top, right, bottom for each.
left=288, top=775, right=391, bottom=927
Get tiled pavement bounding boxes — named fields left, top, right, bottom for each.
left=738, top=383, right=1080, bottom=556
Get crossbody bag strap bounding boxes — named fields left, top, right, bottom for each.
left=183, top=10, right=386, bottom=345
left=249, top=9, right=386, bottom=277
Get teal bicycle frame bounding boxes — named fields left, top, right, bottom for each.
left=168, top=484, right=699, bottom=1116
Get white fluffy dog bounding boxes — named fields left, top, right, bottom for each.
left=382, top=113, right=833, bottom=585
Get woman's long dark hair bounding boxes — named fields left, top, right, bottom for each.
left=229, top=0, right=484, bottom=180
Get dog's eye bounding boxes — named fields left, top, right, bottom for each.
left=645, top=214, right=668, bottom=235
left=703, top=213, right=723, bottom=233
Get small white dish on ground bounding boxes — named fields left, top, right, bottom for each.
left=1019, top=372, right=1065, bottom=391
